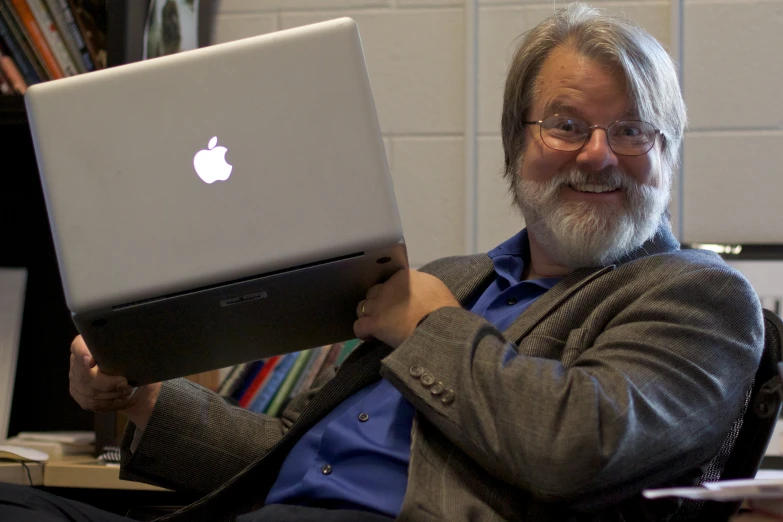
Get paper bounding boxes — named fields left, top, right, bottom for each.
left=16, top=431, right=95, bottom=445
left=644, top=479, right=783, bottom=501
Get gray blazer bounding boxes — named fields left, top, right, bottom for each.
left=119, top=223, right=764, bottom=521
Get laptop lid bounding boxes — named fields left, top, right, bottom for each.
left=0, top=268, right=26, bottom=441
left=26, top=18, right=402, bottom=314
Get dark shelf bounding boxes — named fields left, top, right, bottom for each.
left=0, top=95, right=27, bottom=126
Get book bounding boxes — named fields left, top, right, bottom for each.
left=230, top=360, right=265, bottom=403
left=16, top=430, right=94, bottom=445
left=238, top=357, right=280, bottom=408
left=248, top=352, right=298, bottom=414
left=0, top=50, right=27, bottom=93
left=9, top=0, right=64, bottom=79
left=53, top=0, right=92, bottom=70
left=217, top=361, right=253, bottom=397
left=0, top=65, right=11, bottom=94
left=66, top=0, right=104, bottom=69
left=336, top=338, right=361, bottom=365
left=43, top=0, right=83, bottom=72
left=321, top=343, right=343, bottom=372
left=265, top=350, right=314, bottom=417
left=289, top=344, right=332, bottom=397
left=26, top=0, right=78, bottom=76
left=3, top=437, right=93, bottom=456
left=0, top=2, right=44, bottom=83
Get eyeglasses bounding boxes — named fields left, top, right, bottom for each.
left=523, top=115, right=663, bottom=156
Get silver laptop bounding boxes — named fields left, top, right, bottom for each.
left=25, top=18, right=407, bottom=386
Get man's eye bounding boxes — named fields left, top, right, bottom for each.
left=556, top=122, right=578, bottom=132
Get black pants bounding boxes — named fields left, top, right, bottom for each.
left=0, top=482, right=395, bottom=521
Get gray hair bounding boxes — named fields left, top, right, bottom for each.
left=501, top=2, right=687, bottom=182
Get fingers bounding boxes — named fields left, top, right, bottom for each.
left=69, top=383, right=136, bottom=412
left=353, top=317, right=373, bottom=342
left=69, top=335, right=133, bottom=412
left=366, top=284, right=383, bottom=300
left=70, top=335, right=94, bottom=366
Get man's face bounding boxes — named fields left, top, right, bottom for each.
left=514, top=45, right=671, bottom=267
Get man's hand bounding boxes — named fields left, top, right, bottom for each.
left=69, top=335, right=161, bottom=431
left=353, top=269, right=460, bottom=348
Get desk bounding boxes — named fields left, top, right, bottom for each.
left=43, top=457, right=168, bottom=491
left=0, top=460, right=43, bottom=486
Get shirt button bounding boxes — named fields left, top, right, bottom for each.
left=358, top=412, right=369, bottom=422
left=430, top=382, right=445, bottom=395
left=441, top=389, right=456, bottom=405
left=506, top=297, right=518, bottom=305
left=321, top=464, right=332, bottom=475
left=409, top=365, right=425, bottom=378
left=420, top=373, right=435, bottom=387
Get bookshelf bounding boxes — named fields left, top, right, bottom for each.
left=0, top=92, right=94, bottom=437
left=0, top=94, right=25, bottom=124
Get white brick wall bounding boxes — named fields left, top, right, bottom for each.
left=211, top=0, right=779, bottom=266
left=682, top=0, right=783, bottom=244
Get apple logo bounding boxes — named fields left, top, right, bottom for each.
left=193, top=136, right=233, bottom=184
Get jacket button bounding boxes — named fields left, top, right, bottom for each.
left=358, top=412, right=369, bottom=422
left=430, top=382, right=445, bottom=395
left=420, top=373, right=435, bottom=387
left=322, top=464, right=333, bottom=475
left=441, top=389, right=456, bottom=405
left=409, top=365, right=425, bottom=378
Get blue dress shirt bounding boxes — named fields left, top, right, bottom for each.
left=264, top=228, right=561, bottom=516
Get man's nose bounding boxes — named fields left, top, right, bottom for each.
left=576, top=128, right=619, bottom=171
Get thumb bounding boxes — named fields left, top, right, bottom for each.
left=82, top=353, right=96, bottom=368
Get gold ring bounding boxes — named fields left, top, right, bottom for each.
left=360, top=301, right=367, bottom=318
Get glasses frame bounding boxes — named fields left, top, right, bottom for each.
left=523, top=115, right=664, bottom=157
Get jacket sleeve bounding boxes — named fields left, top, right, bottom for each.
left=119, top=366, right=337, bottom=495
left=379, top=266, right=764, bottom=509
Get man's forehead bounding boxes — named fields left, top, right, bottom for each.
left=541, top=98, right=637, bottom=120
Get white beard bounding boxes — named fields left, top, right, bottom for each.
left=513, top=165, right=671, bottom=268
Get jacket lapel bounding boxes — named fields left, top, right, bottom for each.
left=501, top=265, right=614, bottom=343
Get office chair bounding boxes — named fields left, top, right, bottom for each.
left=673, top=308, right=783, bottom=521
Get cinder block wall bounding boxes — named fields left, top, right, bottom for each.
left=213, top=0, right=769, bottom=264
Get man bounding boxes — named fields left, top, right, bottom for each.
left=0, top=3, right=764, bottom=521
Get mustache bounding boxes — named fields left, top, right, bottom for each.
left=554, top=166, right=633, bottom=190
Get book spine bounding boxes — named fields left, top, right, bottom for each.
left=265, top=351, right=312, bottom=417
left=66, top=0, right=103, bottom=69
left=0, top=52, right=28, bottom=93
left=295, top=346, right=331, bottom=393
left=217, top=363, right=246, bottom=397
left=288, top=347, right=322, bottom=398
left=231, top=360, right=266, bottom=403
left=336, top=338, right=361, bottom=365
left=40, top=0, right=82, bottom=73
left=9, top=0, right=63, bottom=79
left=26, top=0, right=78, bottom=76
left=249, top=353, right=297, bottom=414
left=53, top=0, right=92, bottom=71
left=238, top=357, right=279, bottom=409
left=0, top=64, right=11, bottom=94
left=0, top=2, right=43, bottom=83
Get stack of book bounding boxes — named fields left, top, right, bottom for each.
left=218, top=340, right=361, bottom=417
left=3, top=430, right=95, bottom=456
left=0, top=0, right=106, bottom=95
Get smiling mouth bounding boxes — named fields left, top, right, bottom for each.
left=567, top=183, right=622, bottom=194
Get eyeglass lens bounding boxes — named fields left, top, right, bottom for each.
left=540, top=115, right=656, bottom=156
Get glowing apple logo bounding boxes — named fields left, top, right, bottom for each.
left=193, top=136, right=233, bottom=184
